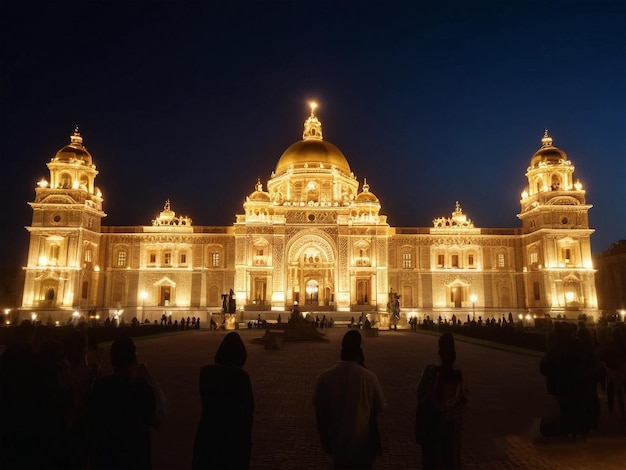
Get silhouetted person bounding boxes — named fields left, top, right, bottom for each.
left=0, top=324, right=71, bottom=469
left=602, top=323, right=626, bottom=423
left=87, top=336, right=166, bottom=470
left=415, top=333, right=467, bottom=469
left=193, top=332, right=254, bottom=469
left=575, top=323, right=601, bottom=431
left=313, top=330, right=386, bottom=469
left=64, top=329, right=100, bottom=469
left=540, top=321, right=593, bottom=436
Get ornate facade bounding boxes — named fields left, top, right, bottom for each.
left=21, top=108, right=598, bottom=323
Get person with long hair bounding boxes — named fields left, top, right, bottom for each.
left=415, top=333, right=468, bottom=469
left=193, top=332, right=254, bottom=469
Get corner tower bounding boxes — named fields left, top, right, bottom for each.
left=22, top=128, right=106, bottom=316
left=518, top=131, right=596, bottom=314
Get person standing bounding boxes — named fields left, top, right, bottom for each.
left=87, top=335, right=166, bottom=470
left=193, top=332, right=254, bottom=469
left=312, top=330, right=386, bottom=469
left=415, top=333, right=467, bottom=469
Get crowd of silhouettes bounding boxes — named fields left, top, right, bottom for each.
left=0, top=325, right=166, bottom=470
left=539, top=320, right=617, bottom=436
left=3, top=315, right=626, bottom=469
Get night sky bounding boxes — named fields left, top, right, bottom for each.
left=2, top=1, right=625, bottom=272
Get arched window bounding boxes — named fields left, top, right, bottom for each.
left=117, top=251, right=127, bottom=267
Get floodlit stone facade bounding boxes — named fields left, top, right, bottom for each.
left=20, top=109, right=598, bottom=324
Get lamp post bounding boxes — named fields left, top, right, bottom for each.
left=140, top=291, right=148, bottom=324
left=470, top=294, right=477, bottom=321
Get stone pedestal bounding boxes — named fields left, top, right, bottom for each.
left=265, top=330, right=285, bottom=350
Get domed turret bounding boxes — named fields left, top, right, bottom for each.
left=519, top=130, right=588, bottom=233
left=247, top=179, right=271, bottom=202
left=529, top=130, right=567, bottom=169
left=354, top=179, right=379, bottom=203
left=53, top=127, right=93, bottom=166
left=351, top=179, right=381, bottom=222
left=523, top=130, right=577, bottom=196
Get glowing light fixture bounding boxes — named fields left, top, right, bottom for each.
left=37, top=178, right=49, bottom=188
left=470, top=294, right=477, bottom=320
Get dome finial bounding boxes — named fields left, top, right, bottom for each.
left=541, top=129, right=553, bottom=148
left=255, top=178, right=263, bottom=192
left=70, top=125, right=84, bottom=146
left=303, top=101, right=323, bottom=141
left=362, top=178, right=369, bottom=192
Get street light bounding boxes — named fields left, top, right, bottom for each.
left=140, top=291, right=148, bottom=324
left=470, top=294, right=477, bottom=321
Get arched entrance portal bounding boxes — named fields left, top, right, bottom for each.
left=305, top=279, right=319, bottom=306
left=287, top=232, right=336, bottom=310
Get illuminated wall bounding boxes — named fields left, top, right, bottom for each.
left=21, top=117, right=598, bottom=322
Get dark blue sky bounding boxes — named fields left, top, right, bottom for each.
left=1, top=1, right=625, bottom=270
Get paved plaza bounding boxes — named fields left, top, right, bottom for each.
left=115, top=327, right=626, bottom=469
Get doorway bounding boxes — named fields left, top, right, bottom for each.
left=305, top=279, right=319, bottom=306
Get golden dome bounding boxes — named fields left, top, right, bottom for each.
left=354, top=179, right=379, bottom=203
left=247, top=180, right=271, bottom=202
left=274, top=104, right=352, bottom=176
left=275, top=139, right=351, bottom=175
left=53, top=127, right=93, bottom=166
left=530, top=130, right=567, bottom=168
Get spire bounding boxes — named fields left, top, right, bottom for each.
left=362, top=178, right=370, bottom=192
left=70, top=125, right=84, bottom=146
left=541, top=129, right=553, bottom=148
left=454, top=201, right=462, bottom=215
left=303, top=101, right=323, bottom=141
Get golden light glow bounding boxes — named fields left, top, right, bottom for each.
left=18, top=107, right=599, bottom=320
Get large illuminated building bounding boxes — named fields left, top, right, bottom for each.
left=20, top=105, right=598, bottom=324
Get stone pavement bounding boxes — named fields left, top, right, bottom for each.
left=112, top=328, right=626, bottom=469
